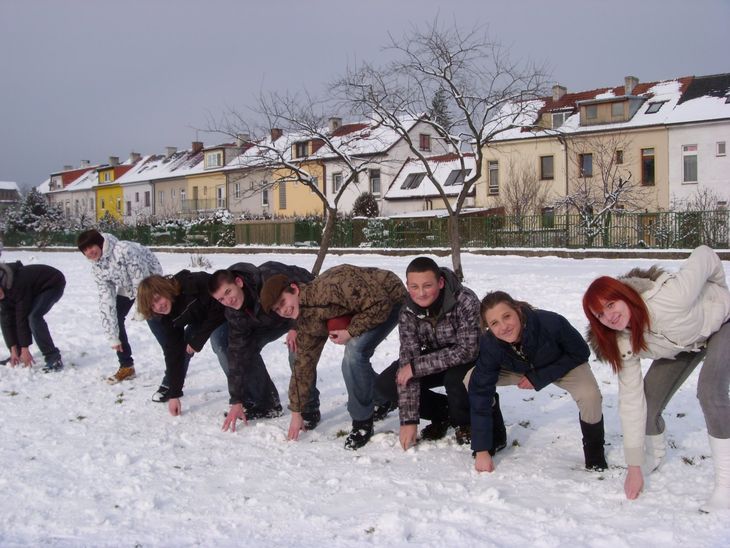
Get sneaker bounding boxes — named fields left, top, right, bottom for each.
left=42, top=359, right=64, bottom=373
left=245, top=404, right=283, bottom=420
left=344, top=418, right=374, bottom=450
left=302, top=410, right=321, bottom=430
left=455, top=425, right=471, bottom=446
left=373, top=401, right=396, bottom=422
left=420, top=420, right=450, bottom=441
left=151, top=386, right=170, bottom=403
left=107, top=366, right=136, bottom=384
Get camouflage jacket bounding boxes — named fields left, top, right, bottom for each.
left=288, top=264, right=406, bottom=412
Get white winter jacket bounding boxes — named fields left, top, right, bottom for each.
left=616, top=245, right=730, bottom=465
left=90, top=233, right=162, bottom=346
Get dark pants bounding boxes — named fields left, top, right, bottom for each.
left=28, top=285, right=65, bottom=364
left=116, top=295, right=135, bottom=367
left=377, top=359, right=473, bottom=426
left=224, top=325, right=321, bottom=414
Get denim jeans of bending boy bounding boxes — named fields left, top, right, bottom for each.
left=28, top=285, right=65, bottom=364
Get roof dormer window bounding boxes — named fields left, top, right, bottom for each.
left=645, top=101, right=666, bottom=114
left=552, top=111, right=571, bottom=128
left=400, top=172, right=426, bottom=189
left=204, top=150, right=223, bottom=169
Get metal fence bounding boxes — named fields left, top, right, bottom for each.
left=234, top=209, right=730, bottom=249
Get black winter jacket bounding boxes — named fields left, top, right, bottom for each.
left=152, top=270, right=226, bottom=398
left=0, top=262, right=66, bottom=349
left=225, top=261, right=314, bottom=405
left=469, top=307, right=589, bottom=453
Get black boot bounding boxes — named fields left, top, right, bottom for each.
left=580, top=416, right=608, bottom=471
left=302, top=409, right=321, bottom=430
left=490, top=392, right=507, bottom=456
left=344, top=417, right=374, bottom=450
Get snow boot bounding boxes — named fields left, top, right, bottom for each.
left=421, top=420, right=450, bottom=441
left=151, top=385, right=170, bottom=403
left=700, top=436, right=730, bottom=513
left=490, top=392, right=507, bottom=456
left=580, top=416, right=608, bottom=471
left=373, top=401, right=396, bottom=422
left=344, top=417, right=374, bottom=450
left=107, top=365, right=136, bottom=384
left=642, top=433, right=666, bottom=474
left=455, top=425, right=471, bottom=446
left=302, top=409, right=321, bottom=430
left=42, top=358, right=64, bottom=373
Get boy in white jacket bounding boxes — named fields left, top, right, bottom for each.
left=77, top=229, right=162, bottom=383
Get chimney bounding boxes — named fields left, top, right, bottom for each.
left=63, top=165, right=73, bottom=171
left=270, top=128, right=283, bottom=141
left=109, top=156, right=120, bottom=166
left=166, top=146, right=178, bottom=157
left=236, top=133, right=250, bottom=147
left=191, top=141, right=204, bottom=154
left=625, top=75, right=639, bottom=95
left=80, top=160, right=91, bottom=167
left=129, top=151, right=141, bottom=163
left=552, top=85, right=567, bottom=101
left=328, top=117, right=342, bottom=132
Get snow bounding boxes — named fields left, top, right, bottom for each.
left=0, top=181, right=20, bottom=191
left=1, top=249, right=729, bottom=547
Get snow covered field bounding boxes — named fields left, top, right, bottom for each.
left=0, top=249, right=728, bottom=547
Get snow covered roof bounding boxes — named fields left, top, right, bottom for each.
left=385, top=153, right=476, bottom=200
left=114, top=149, right=204, bottom=184
left=388, top=207, right=487, bottom=219
left=489, top=73, right=730, bottom=142
left=0, top=181, right=20, bottom=191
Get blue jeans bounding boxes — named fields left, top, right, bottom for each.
left=28, top=285, right=64, bottom=364
left=342, top=304, right=401, bottom=421
left=148, top=320, right=229, bottom=389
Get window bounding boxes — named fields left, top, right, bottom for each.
left=540, top=156, right=554, bottom=180
left=180, top=189, right=186, bottom=202
left=90, top=198, right=95, bottom=210
left=615, top=150, right=624, bottom=165
left=682, top=144, right=698, bottom=183
left=641, top=148, right=655, bottom=185
left=541, top=207, right=555, bottom=229
left=234, top=183, right=241, bottom=198
left=217, top=186, right=225, bottom=208
left=294, top=142, right=308, bottom=158
left=158, top=190, right=164, bottom=205
left=579, top=153, right=593, bottom=177
left=126, top=201, right=132, bottom=216
left=278, top=181, right=287, bottom=209
left=646, top=101, right=665, bottom=114
left=205, top=151, right=223, bottom=169
left=332, top=172, right=343, bottom=193
left=100, top=198, right=105, bottom=210
left=611, top=102, right=623, bottom=118
left=717, top=141, right=727, bottom=156
left=444, top=168, right=471, bottom=186
left=262, top=187, right=269, bottom=207
left=144, top=192, right=150, bottom=207
left=100, top=171, right=112, bottom=183
left=585, top=105, right=597, bottom=120
left=369, top=169, right=381, bottom=195
left=400, top=173, right=426, bottom=189
left=135, top=192, right=139, bottom=203
left=171, top=188, right=176, bottom=198
left=419, top=134, right=431, bottom=151
left=552, top=112, right=571, bottom=128
left=74, top=200, right=79, bottom=215
left=488, top=160, right=499, bottom=195
left=116, top=198, right=121, bottom=212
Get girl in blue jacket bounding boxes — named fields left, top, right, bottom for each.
left=469, top=290, right=606, bottom=473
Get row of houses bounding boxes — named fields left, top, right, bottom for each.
left=36, top=73, right=730, bottom=223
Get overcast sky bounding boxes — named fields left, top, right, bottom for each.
left=1, top=0, right=727, bottom=190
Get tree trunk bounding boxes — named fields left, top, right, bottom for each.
left=312, top=207, right=337, bottom=275
left=448, top=213, right=464, bottom=280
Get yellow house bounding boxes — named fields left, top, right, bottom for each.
left=95, top=160, right=131, bottom=220
left=272, top=141, right=326, bottom=216
left=479, top=77, right=688, bottom=214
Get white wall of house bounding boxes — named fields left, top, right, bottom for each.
left=226, top=169, right=273, bottom=217
left=668, top=120, right=730, bottom=205
left=122, top=182, right=154, bottom=224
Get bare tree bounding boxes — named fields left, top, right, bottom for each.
left=556, top=133, right=647, bottom=246
left=493, top=159, right=552, bottom=224
left=336, top=20, right=547, bottom=279
left=209, top=91, right=389, bottom=274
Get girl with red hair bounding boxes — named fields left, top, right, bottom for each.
left=583, top=245, right=730, bottom=512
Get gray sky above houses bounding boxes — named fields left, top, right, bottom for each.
left=1, top=0, right=727, bottom=190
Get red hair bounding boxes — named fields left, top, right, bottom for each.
left=582, top=276, right=651, bottom=372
